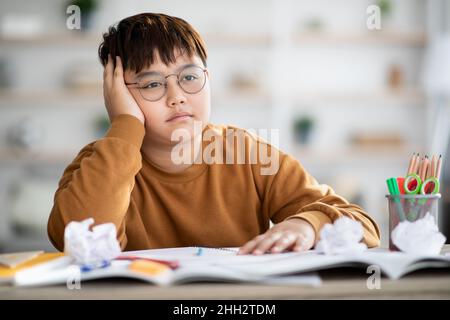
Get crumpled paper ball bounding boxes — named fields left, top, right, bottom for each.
left=316, top=216, right=367, bottom=255
left=64, top=218, right=121, bottom=266
left=392, top=213, right=446, bottom=255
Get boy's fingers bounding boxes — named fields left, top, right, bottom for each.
left=105, top=54, right=113, bottom=77
left=293, top=234, right=307, bottom=252
left=114, top=56, right=124, bottom=80
left=237, top=235, right=263, bottom=255
left=237, top=241, right=254, bottom=255
left=252, top=232, right=282, bottom=255
left=239, top=232, right=309, bottom=255
left=104, top=54, right=114, bottom=88
left=271, top=232, right=297, bottom=253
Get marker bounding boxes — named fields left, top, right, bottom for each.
left=80, top=260, right=110, bottom=273
left=115, top=256, right=179, bottom=269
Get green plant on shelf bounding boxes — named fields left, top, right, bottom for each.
left=293, top=116, right=315, bottom=145
left=94, top=115, right=110, bottom=137
left=377, top=0, right=392, bottom=17
left=67, top=0, right=98, bottom=30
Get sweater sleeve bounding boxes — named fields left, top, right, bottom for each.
left=47, top=115, right=145, bottom=251
left=259, top=150, right=380, bottom=248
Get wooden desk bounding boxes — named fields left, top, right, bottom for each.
left=1, top=269, right=450, bottom=300
left=2, top=245, right=450, bottom=299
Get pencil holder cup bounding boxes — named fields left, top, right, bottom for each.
left=386, top=194, right=441, bottom=251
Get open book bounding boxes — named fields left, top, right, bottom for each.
left=2, top=247, right=450, bottom=287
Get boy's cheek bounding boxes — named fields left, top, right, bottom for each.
left=141, top=105, right=166, bottom=123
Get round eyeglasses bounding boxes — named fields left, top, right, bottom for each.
left=125, top=65, right=207, bottom=102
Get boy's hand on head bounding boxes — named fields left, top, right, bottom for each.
left=237, top=219, right=316, bottom=255
left=103, top=55, right=145, bottom=125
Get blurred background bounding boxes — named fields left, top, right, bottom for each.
left=0, top=0, right=449, bottom=252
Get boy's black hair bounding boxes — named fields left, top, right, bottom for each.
left=98, top=13, right=207, bottom=72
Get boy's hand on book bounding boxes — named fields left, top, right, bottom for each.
left=237, top=219, right=315, bottom=255
left=103, top=55, right=145, bottom=125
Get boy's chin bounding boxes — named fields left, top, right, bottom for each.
left=165, top=124, right=198, bottom=141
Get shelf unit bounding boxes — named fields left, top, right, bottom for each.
left=0, top=0, right=431, bottom=169
left=0, top=87, right=102, bottom=104
left=0, top=87, right=425, bottom=106
left=0, top=149, right=75, bottom=165
left=0, top=0, right=434, bottom=251
left=292, top=31, right=427, bottom=46
left=0, top=30, right=427, bottom=46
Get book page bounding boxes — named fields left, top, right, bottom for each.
left=122, top=247, right=304, bottom=268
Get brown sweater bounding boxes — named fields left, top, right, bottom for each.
left=48, top=114, right=380, bottom=251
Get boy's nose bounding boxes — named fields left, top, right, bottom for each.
left=165, top=77, right=187, bottom=108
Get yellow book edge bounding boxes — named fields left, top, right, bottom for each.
left=0, top=253, right=65, bottom=279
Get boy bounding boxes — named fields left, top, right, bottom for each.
left=48, top=13, right=380, bottom=255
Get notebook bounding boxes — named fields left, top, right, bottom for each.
left=3, top=247, right=321, bottom=287
left=2, top=247, right=450, bottom=287
left=0, top=251, right=44, bottom=268
left=120, top=247, right=450, bottom=280
left=0, top=252, right=65, bottom=283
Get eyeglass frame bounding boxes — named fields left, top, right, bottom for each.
left=124, top=64, right=208, bottom=102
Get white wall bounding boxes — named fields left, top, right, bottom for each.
left=0, top=0, right=438, bottom=251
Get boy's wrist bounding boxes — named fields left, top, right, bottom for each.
left=286, top=217, right=316, bottom=248
left=287, top=211, right=333, bottom=245
left=105, top=114, right=146, bottom=149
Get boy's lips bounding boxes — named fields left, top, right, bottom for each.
left=166, top=112, right=193, bottom=122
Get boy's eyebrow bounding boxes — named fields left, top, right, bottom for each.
left=134, top=63, right=199, bottom=80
